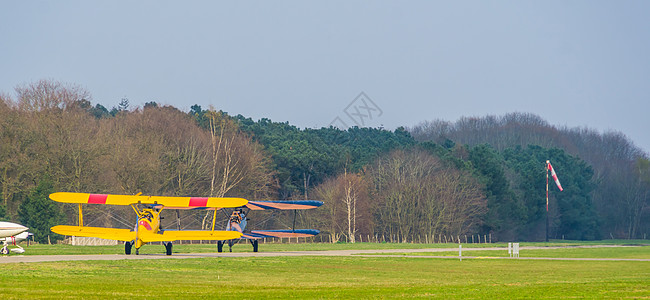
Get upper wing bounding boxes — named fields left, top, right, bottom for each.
left=246, top=200, right=323, bottom=210
left=51, top=225, right=136, bottom=242
left=148, top=230, right=242, bottom=242
left=49, top=192, right=247, bottom=208
left=242, top=229, right=320, bottom=239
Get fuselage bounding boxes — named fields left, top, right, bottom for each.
left=0, top=231, right=30, bottom=244
left=0, top=222, right=28, bottom=238
left=133, top=208, right=161, bottom=249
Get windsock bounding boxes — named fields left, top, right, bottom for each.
left=547, top=161, right=563, bottom=191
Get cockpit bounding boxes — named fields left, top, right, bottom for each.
left=229, top=210, right=243, bottom=224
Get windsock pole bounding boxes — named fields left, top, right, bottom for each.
left=546, top=160, right=550, bottom=242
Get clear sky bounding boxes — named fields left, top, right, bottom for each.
left=2, top=1, right=649, bottom=153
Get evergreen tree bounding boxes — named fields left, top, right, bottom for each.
left=468, top=144, right=524, bottom=239
left=18, top=176, right=62, bottom=243
left=503, top=145, right=598, bottom=240
left=233, top=114, right=416, bottom=198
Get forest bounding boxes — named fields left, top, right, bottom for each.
left=1, top=80, right=648, bottom=243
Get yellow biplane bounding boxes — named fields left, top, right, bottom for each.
left=49, top=192, right=247, bottom=255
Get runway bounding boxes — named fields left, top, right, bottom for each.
left=2, top=245, right=649, bottom=263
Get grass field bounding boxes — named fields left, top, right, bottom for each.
left=1, top=255, right=648, bottom=298
left=2, top=241, right=649, bottom=298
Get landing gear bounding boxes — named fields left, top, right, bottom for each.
left=135, top=248, right=140, bottom=255
left=164, top=242, right=173, bottom=255
left=228, top=240, right=234, bottom=252
left=1, top=245, right=8, bottom=255
left=125, top=241, right=133, bottom=255
left=249, top=239, right=259, bottom=252
left=217, top=241, right=223, bottom=253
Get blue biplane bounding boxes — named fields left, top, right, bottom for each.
left=218, top=200, right=323, bottom=252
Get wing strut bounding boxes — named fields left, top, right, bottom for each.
left=176, top=210, right=181, bottom=230
left=292, top=209, right=296, bottom=233
left=211, top=210, right=217, bottom=231
left=78, top=203, right=83, bottom=227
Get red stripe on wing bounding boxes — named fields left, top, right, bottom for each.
left=188, top=197, right=208, bottom=207
left=88, top=194, right=108, bottom=204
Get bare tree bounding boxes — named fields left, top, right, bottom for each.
left=368, top=149, right=487, bottom=240
left=0, top=94, right=29, bottom=218
left=16, top=79, right=90, bottom=112
left=200, top=110, right=275, bottom=229
left=314, top=170, right=370, bottom=243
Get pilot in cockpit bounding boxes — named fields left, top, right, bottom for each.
left=230, top=210, right=243, bottom=224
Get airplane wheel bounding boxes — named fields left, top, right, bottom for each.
left=228, top=241, right=233, bottom=252
left=217, top=241, right=223, bottom=253
left=165, top=242, right=173, bottom=256
left=135, top=248, right=139, bottom=255
left=0, top=246, right=8, bottom=255
left=125, top=242, right=132, bottom=255
left=252, top=240, right=259, bottom=252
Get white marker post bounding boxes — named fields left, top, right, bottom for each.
left=514, top=243, right=520, bottom=258
left=459, top=244, right=462, bottom=261
left=508, top=242, right=512, bottom=257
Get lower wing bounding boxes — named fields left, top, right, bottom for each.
left=147, top=230, right=242, bottom=242
left=242, top=229, right=320, bottom=239
left=51, top=225, right=136, bottom=242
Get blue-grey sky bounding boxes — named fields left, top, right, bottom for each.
left=2, top=1, right=649, bottom=153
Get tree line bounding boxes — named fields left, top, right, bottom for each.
left=0, top=80, right=274, bottom=242
left=1, top=80, right=647, bottom=242
left=409, top=113, right=650, bottom=239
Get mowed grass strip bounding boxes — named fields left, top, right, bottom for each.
left=17, top=239, right=650, bottom=255
left=0, top=256, right=648, bottom=298
left=19, top=242, right=490, bottom=255
left=365, top=245, right=650, bottom=259
left=7, top=242, right=507, bottom=256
